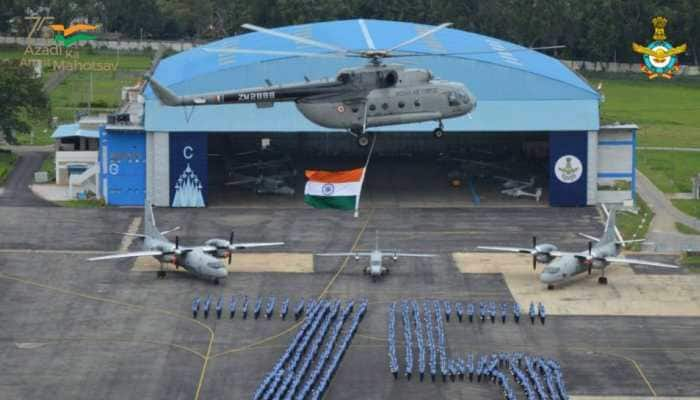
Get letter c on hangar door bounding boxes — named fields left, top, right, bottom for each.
left=183, top=146, right=194, bottom=160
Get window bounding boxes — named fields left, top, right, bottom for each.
left=352, top=107, right=359, bottom=113
left=381, top=103, right=389, bottom=110
left=414, top=100, right=421, bottom=107
left=448, top=92, right=460, bottom=106
left=369, top=104, right=376, bottom=111
left=398, top=101, right=405, bottom=108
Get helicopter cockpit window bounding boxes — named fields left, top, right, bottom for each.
left=337, top=72, right=350, bottom=84
left=447, top=92, right=460, bottom=106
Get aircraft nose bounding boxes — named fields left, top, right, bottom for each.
left=539, top=273, right=554, bottom=283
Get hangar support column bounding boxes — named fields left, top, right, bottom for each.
left=146, top=131, right=170, bottom=206
left=587, top=131, right=598, bottom=205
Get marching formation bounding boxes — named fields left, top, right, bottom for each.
left=388, top=300, right=565, bottom=399
left=251, top=298, right=368, bottom=400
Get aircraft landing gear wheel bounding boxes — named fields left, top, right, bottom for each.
left=157, top=270, right=166, bottom=279
left=432, top=127, right=444, bottom=139
left=547, top=284, right=554, bottom=290
left=213, top=278, right=220, bottom=285
left=598, top=276, right=608, bottom=285
left=357, top=134, right=370, bottom=147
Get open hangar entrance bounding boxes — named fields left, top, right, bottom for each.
left=205, top=131, right=552, bottom=207
left=136, top=19, right=613, bottom=208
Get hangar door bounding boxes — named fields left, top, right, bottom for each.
left=549, top=132, right=588, bottom=206
left=170, top=133, right=208, bottom=207
left=100, top=128, right=146, bottom=206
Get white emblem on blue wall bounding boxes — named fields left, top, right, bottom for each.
left=172, top=163, right=205, bottom=207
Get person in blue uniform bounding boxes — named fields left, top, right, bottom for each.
left=192, top=296, right=200, bottom=318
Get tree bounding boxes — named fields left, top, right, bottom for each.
left=0, top=60, right=49, bottom=144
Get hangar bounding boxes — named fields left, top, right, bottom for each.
left=98, top=19, right=635, bottom=207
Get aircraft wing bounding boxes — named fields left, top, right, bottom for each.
left=88, top=250, right=164, bottom=261
left=392, top=253, right=436, bottom=258
left=605, top=256, right=679, bottom=269
left=316, top=252, right=372, bottom=257
left=230, top=242, right=285, bottom=249
left=149, top=76, right=345, bottom=107
left=477, top=246, right=533, bottom=254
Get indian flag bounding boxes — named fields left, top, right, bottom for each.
left=304, top=167, right=365, bottom=210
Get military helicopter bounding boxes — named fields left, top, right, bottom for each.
left=147, top=22, right=477, bottom=146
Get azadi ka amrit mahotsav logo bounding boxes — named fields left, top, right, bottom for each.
left=49, top=23, right=97, bottom=47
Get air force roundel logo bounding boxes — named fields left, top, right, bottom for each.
left=554, top=155, right=583, bottom=184
left=321, top=183, right=335, bottom=195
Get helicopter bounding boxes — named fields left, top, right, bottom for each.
left=147, top=22, right=477, bottom=146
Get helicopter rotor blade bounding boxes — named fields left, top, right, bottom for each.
left=390, top=45, right=567, bottom=58
left=202, top=48, right=347, bottom=59
left=386, top=22, right=453, bottom=53
left=241, top=23, right=348, bottom=53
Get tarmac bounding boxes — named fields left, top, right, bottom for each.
left=1, top=205, right=700, bottom=399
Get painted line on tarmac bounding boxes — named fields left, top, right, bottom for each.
left=118, top=217, right=142, bottom=252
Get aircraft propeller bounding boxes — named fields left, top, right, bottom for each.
left=228, top=231, right=234, bottom=264
left=587, top=241, right=593, bottom=275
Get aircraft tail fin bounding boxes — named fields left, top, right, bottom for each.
left=143, top=202, right=165, bottom=240
left=601, top=204, right=621, bottom=244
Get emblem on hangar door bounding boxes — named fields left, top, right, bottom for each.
left=554, top=155, right=583, bottom=184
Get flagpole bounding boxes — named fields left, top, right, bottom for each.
left=354, top=134, right=377, bottom=218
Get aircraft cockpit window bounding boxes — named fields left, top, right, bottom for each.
left=447, top=92, right=460, bottom=106
left=337, top=72, right=350, bottom=83
left=543, top=266, right=560, bottom=274
left=208, top=262, right=223, bottom=269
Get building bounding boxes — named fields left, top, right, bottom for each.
left=98, top=19, right=635, bottom=208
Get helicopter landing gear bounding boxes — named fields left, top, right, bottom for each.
left=598, top=269, right=608, bottom=285
left=357, top=134, right=370, bottom=147
left=433, top=120, right=445, bottom=139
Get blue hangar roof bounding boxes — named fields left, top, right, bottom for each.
left=145, top=19, right=600, bottom=133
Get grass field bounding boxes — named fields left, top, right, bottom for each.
left=680, top=253, right=700, bottom=273
left=583, top=72, right=700, bottom=148
left=0, top=46, right=153, bottom=145
left=671, top=199, right=700, bottom=219
left=0, top=150, right=18, bottom=185
left=616, top=195, right=653, bottom=250
left=675, top=222, right=700, bottom=235
left=636, top=150, right=700, bottom=193
left=57, top=199, right=105, bottom=208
